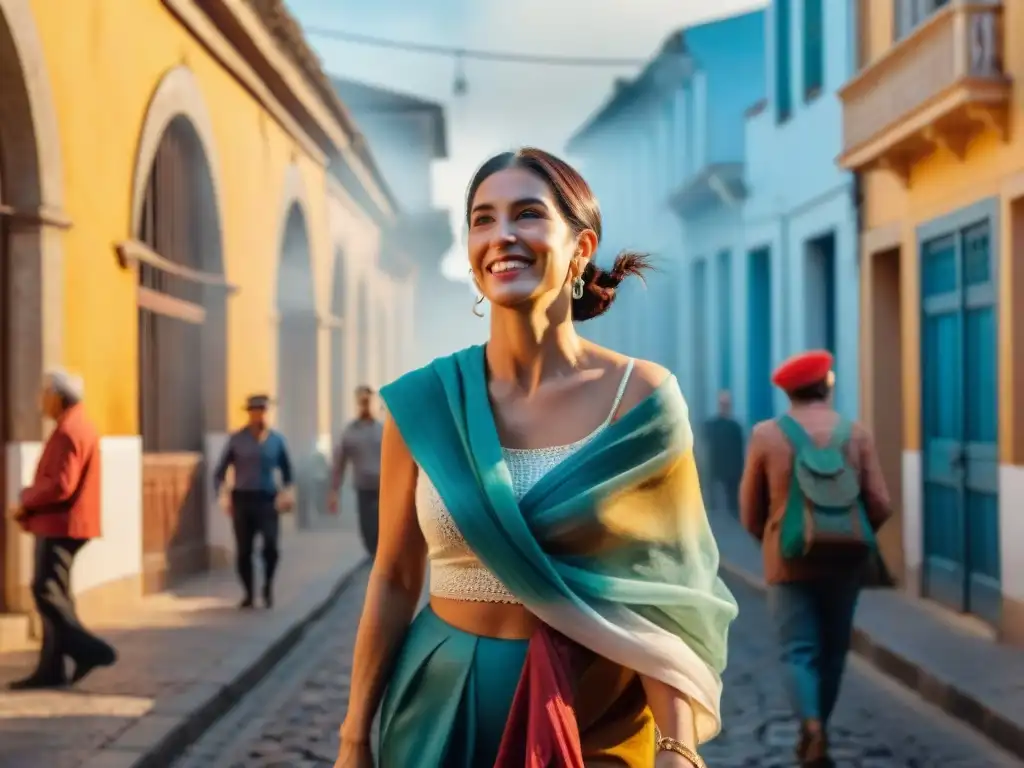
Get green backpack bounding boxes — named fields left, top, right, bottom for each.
left=776, top=415, right=877, bottom=561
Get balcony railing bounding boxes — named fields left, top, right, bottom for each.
left=838, top=1, right=1010, bottom=181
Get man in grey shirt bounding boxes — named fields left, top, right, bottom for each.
left=330, top=385, right=383, bottom=556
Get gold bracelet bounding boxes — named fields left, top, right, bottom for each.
left=656, top=736, right=707, bottom=768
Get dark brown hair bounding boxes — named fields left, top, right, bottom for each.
left=788, top=378, right=833, bottom=404
left=465, top=147, right=651, bottom=321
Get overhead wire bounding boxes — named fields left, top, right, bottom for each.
left=303, top=27, right=648, bottom=68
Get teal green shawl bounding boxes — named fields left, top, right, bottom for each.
left=380, top=345, right=738, bottom=741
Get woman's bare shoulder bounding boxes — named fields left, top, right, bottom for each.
left=585, top=344, right=673, bottom=417
left=619, top=358, right=673, bottom=411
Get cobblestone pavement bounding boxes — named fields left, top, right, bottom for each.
left=174, top=573, right=1021, bottom=768
left=0, top=516, right=365, bottom=768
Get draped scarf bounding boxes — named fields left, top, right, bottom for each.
left=380, top=346, right=738, bottom=761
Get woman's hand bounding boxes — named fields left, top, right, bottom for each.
left=334, top=737, right=373, bottom=768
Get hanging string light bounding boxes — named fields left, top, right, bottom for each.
left=304, top=27, right=647, bottom=97
left=452, top=50, right=468, bottom=97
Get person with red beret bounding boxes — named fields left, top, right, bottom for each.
left=739, top=350, right=892, bottom=766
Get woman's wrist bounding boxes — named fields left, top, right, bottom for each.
left=338, top=719, right=370, bottom=744
left=655, top=753, right=697, bottom=768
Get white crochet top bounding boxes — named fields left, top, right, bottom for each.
left=414, top=360, right=634, bottom=604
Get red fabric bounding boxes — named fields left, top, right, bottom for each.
left=21, top=404, right=102, bottom=539
left=771, top=350, right=834, bottom=392
left=494, top=625, right=585, bottom=768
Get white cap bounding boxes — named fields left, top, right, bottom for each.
left=46, top=368, right=85, bottom=404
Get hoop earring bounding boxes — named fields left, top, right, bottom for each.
left=571, top=276, right=585, bottom=300
left=469, top=267, right=485, bottom=317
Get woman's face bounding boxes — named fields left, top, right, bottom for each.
left=467, top=167, right=594, bottom=311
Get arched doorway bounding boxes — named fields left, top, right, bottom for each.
left=355, top=279, right=372, bottom=389
left=330, top=250, right=347, bottom=435
left=134, top=115, right=227, bottom=594
left=376, top=304, right=389, bottom=387
left=0, top=141, right=6, bottom=610
left=0, top=0, right=66, bottom=611
left=276, top=202, right=318, bottom=525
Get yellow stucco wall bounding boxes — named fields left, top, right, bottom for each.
left=30, top=0, right=334, bottom=436
left=859, top=2, right=1024, bottom=462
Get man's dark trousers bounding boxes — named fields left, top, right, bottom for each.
left=31, top=537, right=115, bottom=681
left=231, top=491, right=280, bottom=599
left=356, top=489, right=379, bottom=556
left=710, top=474, right=740, bottom=516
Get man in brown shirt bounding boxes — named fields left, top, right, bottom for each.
left=8, top=370, right=117, bottom=690
left=740, top=350, right=891, bottom=766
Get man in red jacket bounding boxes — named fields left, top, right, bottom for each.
left=8, top=369, right=117, bottom=690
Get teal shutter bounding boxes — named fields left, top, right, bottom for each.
left=802, top=0, right=824, bottom=98
left=776, top=0, right=792, bottom=121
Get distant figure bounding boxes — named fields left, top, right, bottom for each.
left=213, top=394, right=295, bottom=609
left=9, top=370, right=117, bottom=690
left=703, top=390, right=744, bottom=516
left=740, top=351, right=891, bottom=766
left=329, top=385, right=383, bottom=556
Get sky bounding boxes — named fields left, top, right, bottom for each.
left=286, top=0, right=766, bottom=278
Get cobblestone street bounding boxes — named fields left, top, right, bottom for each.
left=174, top=571, right=1020, bottom=768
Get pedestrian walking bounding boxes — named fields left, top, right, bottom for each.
left=739, top=350, right=891, bottom=767
left=329, top=385, right=383, bottom=556
left=7, top=369, right=117, bottom=690
left=213, top=394, right=295, bottom=609
left=703, top=390, right=744, bottom=517
left=335, top=147, right=736, bottom=768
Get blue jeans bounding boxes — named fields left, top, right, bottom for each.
left=768, top=577, right=860, bottom=724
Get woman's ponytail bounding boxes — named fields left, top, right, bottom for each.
left=571, top=251, right=652, bottom=321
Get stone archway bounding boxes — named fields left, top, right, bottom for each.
left=125, top=64, right=231, bottom=592
left=276, top=198, right=318, bottom=525
left=0, top=0, right=66, bottom=611
left=131, top=109, right=227, bottom=593
left=329, top=250, right=348, bottom=435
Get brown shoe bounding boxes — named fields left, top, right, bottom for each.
left=799, top=719, right=831, bottom=767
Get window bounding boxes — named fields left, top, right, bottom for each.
left=894, top=0, right=949, bottom=40
left=691, top=259, right=709, bottom=424
left=678, top=86, right=692, bottom=181
left=803, top=0, right=824, bottom=100
left=776, top=0, right=792, bottom=121
left=716, top=250, right=733, bottom=393
left=805, top=232, right=837, bottom=356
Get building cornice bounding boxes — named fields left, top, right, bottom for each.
left=669, top=162, right=747, bottom=219
left=567, top=33, right=693, bottom=152
left=164, top=0, right=398, bottom=219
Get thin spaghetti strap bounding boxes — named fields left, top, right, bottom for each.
left=604, top=358, right=635, bottom=425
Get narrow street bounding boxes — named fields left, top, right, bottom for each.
left=172, top=570, right=1019, bottom=768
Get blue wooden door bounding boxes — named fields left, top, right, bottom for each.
left=747, top=247, right=773, bottom=425
left=920, top=221, right=1001, bottom=624
left=961, top=222, right=1001, bottom=623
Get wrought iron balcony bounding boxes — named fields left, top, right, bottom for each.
left=837, top=1, right=1010, bottom=183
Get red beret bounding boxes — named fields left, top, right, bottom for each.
left=771, top=350, right=834, bottom=391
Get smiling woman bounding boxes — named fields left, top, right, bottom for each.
left=465, top=148, right=651, bottom=322
left=335, top=147, right=735, bottom=768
